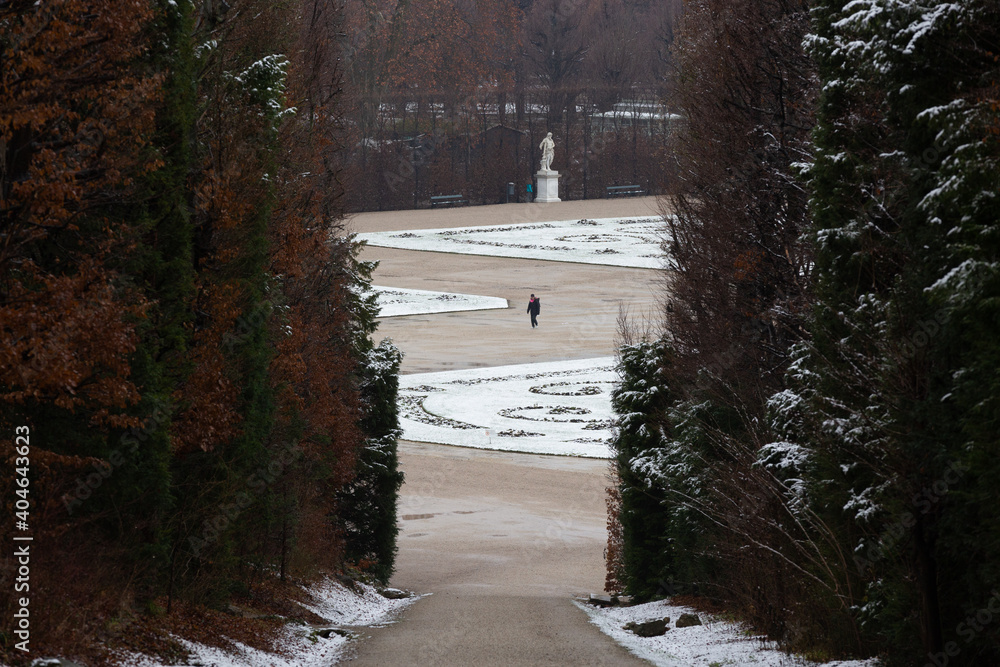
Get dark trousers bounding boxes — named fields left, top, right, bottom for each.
left=530, top=313, right=538, bottom=328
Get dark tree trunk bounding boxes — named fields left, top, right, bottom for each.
left=914, top=517, right=943, bottom=655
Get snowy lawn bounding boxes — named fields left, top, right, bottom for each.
left=375, top=285, right=508, bottom=317
left=399, top=357, right=616, bottom=458
left=577, top=598, right=879, bottom=667
left=357, top=216, right=669, bottom=268
left=116, top=579, right=419, bottom=667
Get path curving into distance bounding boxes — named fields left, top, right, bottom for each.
left=343, top=197, right=663, bottom=666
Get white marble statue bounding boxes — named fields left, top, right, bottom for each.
left=539, top=132, right=555, bottom=172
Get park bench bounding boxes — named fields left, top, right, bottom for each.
left=430, top=194, right=468, bottom=208
left=605, top=185, right=646, bottom=198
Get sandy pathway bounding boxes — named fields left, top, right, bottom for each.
left=349, top=198, right=665, bottom=373
left=345, top=443, right=646, bottom=666
left=343, top=199, right=662, bottom=665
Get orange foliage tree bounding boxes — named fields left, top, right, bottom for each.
left=1, top=0, right=159, bottom=426
left=1, top=0, right=398, bottom=661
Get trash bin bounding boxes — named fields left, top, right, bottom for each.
left=506, top=182, right=515, bottom=203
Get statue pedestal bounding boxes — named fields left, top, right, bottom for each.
left=534, top=170, right=561, bottom=203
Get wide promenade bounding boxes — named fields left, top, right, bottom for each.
left=345, top=197, right=662, bottom=666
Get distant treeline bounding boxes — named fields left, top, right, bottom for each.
left=338, top=0, right=683, bottom=211
left=1, top=0, right=400, bottom=663
left=609, top=0, right=1000, bottom=665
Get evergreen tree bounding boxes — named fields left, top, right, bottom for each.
left=129, top=0, right=199, bottom=603
left=0, top=0, right=169, bottom=620
left=338, top=338, right=404, bottom=583
left=336, top=243, right=405, bottom=583
left=793, top=0, right=1000, bottom=661
left=2, top=0, right=395, bottom=658
left=634, top=0, right=824, bottom=643
left=609, top=340, right=677, bottom=600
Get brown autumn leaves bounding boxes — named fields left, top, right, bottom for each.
left=0, top=0, right=377, bottom=661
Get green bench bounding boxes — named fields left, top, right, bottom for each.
left=430, top=194, right=468, bottom=208
left=605, top=185, right=646, bottom=198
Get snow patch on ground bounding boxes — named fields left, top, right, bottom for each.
left=121, top=633, right=339, bottom=667
left=116, top=579, right=418, bottom=667
left=375, top=285, right=508, bottom=317
left=578, top=598, right=879, bottom=667
left=297, top=578, right=414, bottom=627
left=357, top=216, right=668, bottom=268
left=399, top=357, right=615, bottom=458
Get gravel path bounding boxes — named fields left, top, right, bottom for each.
left=343, top=199, right=662, bottom=665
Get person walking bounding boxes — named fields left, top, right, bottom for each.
left=527, top=294, right=540, bottom=328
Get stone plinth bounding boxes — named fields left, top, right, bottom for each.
left=534, top=170, right=561, bottom=203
